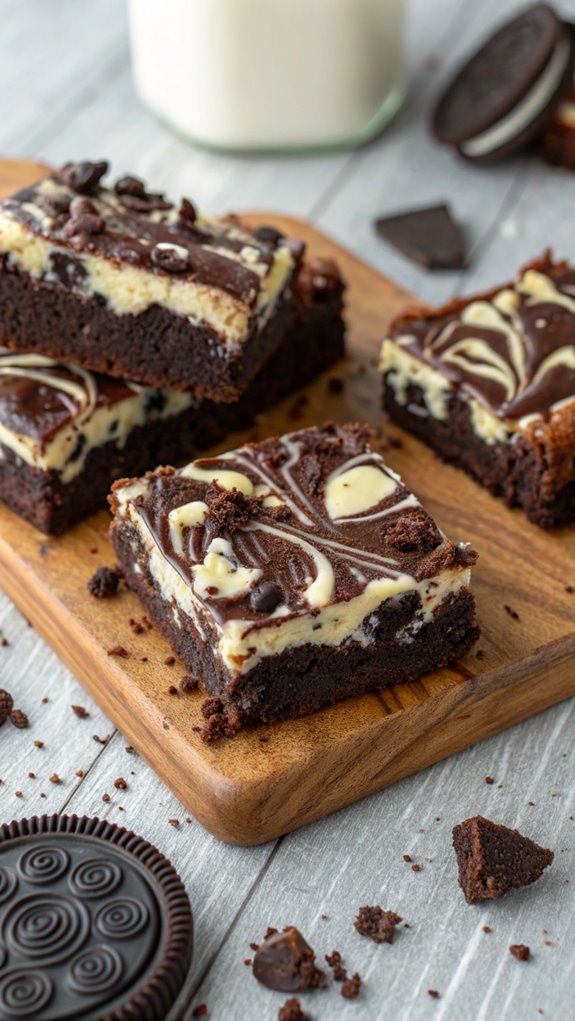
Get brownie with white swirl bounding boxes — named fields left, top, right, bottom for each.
left=381, top=254, right=575, bottom=528
left=110, top=423, right=478, bottom=728
left=0, top=259, right=345, bottom=536
left=0, top=160, right=303, bottom=400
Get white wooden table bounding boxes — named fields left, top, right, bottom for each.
left=1, top=1, right=574, bottom=1018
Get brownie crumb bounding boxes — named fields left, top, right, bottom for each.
left=428, top=989, right=441, bottom=999
left=192, top=1006, right=208, bottom=1019
left=252, top=926, right=324, bottom=992
left=180, top=674, right=198, bottom=692
left=403, top=854, right=412, bottom=862
left=564, top=584, right=573, bottom=594
left=510, top=944, right=530, bottom=961
left=107, top=645, right=129, bottom=658
left=15, top=790, right=23, bottom=798
left=168, top=685, right=178, bottom=696
left=354, top=905, right=402, bottom=944
left=71, top=705, right=89, bottom=718
left=0, top=689, right=14, bottom=724
left=75, top=770, right=85, bottom=778
left=168, top=818, right=180, bottom=828
left=88, top=566, right=121, bottom=598
left=483, top=926, right=492, bottom=933
left=197, top=697, right=239, bottom=742
left=93, top=734, right=110, bottom=745
left=278, top=998, right=305, bottom=1021
left=114, top=777, right=128, bottom=790
left=476, top=649, right=486, bottom=659
left=125, top=745, right=134, bottom=754
left=102, top=793, right=111, bottom=803
left=325, top=949, right=347, bottom=981
left=485, top=776, right=494, bottom=785
left=34, top=740, right=44, bottom=748
left=49, top=774, right=61, bottom=784
left=27, top=772, right=35, bottom=779
left=327, top=376, right=344, bottom=395
left=0, top=636, right=8, bottom=647
left=341, top=973, right=362, bottom=999
left=164, top=656, right=176, bottom=666
left=412, top=863, right=421, bottom=872
left=10, top=709, right=29, bottom=729
left=129, top=617, right=146, bottom=634
left=453, top=816, right=554, bottom=904
left=504, top=604, right=520, bottom=621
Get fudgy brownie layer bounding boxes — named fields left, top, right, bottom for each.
left=0, top=260, right=294, bottom=401
left=383, top=378, right=575, bottom=529
left=112, top=521, right=479, bottom=726
left=0, top=291, right=344, bottom=534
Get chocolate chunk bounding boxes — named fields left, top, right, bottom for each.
left=88, top=565, right=121, bottom=598
left=118, top=192, right=172, bottom=213
left=452, top=816, right=554, bottom=904
left=250, top=581, right=283, bottom=614
left=0, top=814, right=192, bottom=1020
left=151, top=244, right=190, bottom=273
left=354, top=905, right=402, bottom=943
left=56, top=160, right=108, bottom=194
left=252, top=926, right=324, bottom=992
left=114, top=175, right=147, bottom=197
left=64, top=196, right=105, bottom=238
left=375, top=204, right=466, bottom=270
left=510, top=944, right=530, bottom=961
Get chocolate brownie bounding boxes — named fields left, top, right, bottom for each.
left=0, top=258, right=344, bottom=534
left=381, top=253, right=575, bottom=528
left=0, top=161, right=305, bottom=400
left=110, top=423, right=479, bottom=728
left=452, top=816, right=554, bottom=904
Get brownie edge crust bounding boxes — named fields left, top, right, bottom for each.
left=110, top=423, right=479, bottom=728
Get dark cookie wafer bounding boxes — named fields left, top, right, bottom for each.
left=0, top=814, right=193, bottom=1020
left=433, top=3, right=575, bottom=162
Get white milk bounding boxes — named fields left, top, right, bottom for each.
left=128, top=0, right=405, bottom=151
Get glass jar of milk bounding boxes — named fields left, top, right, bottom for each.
left=128, top=0, right=405, bottom=152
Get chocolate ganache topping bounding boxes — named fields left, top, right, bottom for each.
left=0, top=160, right=300, bottom=308
left=390, top=254, right=575, bottom=421
left=128, top=423, right=474, bottom=632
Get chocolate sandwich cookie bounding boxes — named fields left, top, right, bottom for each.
left=433, top=3, right=575, bottom=163
left=0, top=814, right=193, bottom=1020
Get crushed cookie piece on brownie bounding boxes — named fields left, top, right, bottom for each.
left=88, top=565, right=121, bottom=598
left=354, top=906, right=402, bottom=944
left=510, top=944, right=530, bottom=961
left=453, top=816, right=554, bottom=904
left=252, top=926, right=324, bottom=992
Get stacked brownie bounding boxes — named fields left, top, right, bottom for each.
left=0, top=161, right=345, bottom=532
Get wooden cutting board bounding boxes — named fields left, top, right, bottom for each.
left=0, top=159, right=574, bottom=846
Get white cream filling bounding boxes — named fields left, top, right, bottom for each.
left=460, top=33, right=571, bottom=158
left=0, top=385, right=194, bottom=483
left=0, top=210, right=294, bottom=348
left=117, top=486, right=471, bottom=677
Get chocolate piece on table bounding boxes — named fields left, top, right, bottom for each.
left=110, top=423, right=478, bottom=728
left=509, top=944, right=531, bottom=961
left=252, top=926, right=324, bottom=992
left=0, top=256, right=344, bottom=534
left=432, top=4, right=575, bottom=163
left=354, top=905, right=402, bottom=944
left=0, top=161, right=304, bottom=400
left=381, top=252, right=575, bottom=528
left=452, top=815, right=554, bottom=904
left=374, top=204, right=466, bottom=270
left=541, top=87, right=575, bottom=168
left=0, top=813, right=193, bottom=1021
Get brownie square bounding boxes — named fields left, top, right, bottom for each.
left=381, top=253, right=575, bottom=528
left=0, top=257, right=345, bottom=534
left=0, top=160, right=304, bottom=401
left=110, top=423, right=479, bottom=728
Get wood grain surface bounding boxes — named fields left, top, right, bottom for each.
left=0, top=158, right=573, bottom=846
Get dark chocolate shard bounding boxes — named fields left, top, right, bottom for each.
left=452, top=815, right=554, bottom=904
left=374, top=204, right=466, bottom=270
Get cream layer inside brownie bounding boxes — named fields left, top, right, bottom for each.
left=381, top=258, right=575, bottom=443
left=0, top=163, right=295, bottom=347
left=112, top=425, right=475, bottom=678
left=0, top=352, right=194, bottom=483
